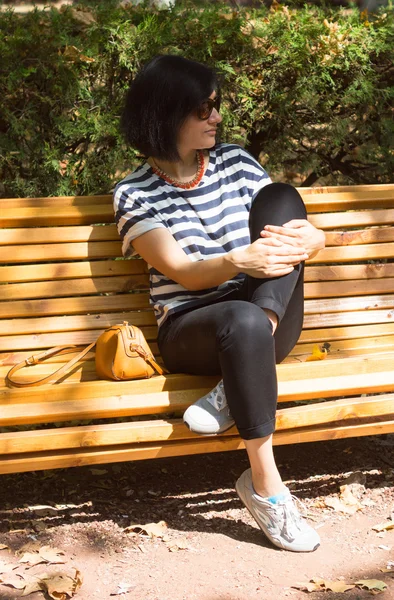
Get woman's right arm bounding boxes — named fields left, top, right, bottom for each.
left=132, top=229, right=309, bottom=291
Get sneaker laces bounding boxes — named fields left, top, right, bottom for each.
left=280, top=496, right=308, bottom=541
left=206, top=380, right=227, bottom=411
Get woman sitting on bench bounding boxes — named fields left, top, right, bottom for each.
left=114, top=55, right=325, bottom=553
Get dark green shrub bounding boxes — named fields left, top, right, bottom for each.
left=0, top=0, right=392, bottom=197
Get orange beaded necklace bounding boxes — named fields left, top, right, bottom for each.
left=150, top=150, right=205, bottom=189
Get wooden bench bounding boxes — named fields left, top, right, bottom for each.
left=1, top=184, right=394, bottom=475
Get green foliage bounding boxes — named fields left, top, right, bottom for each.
left=0, top=1, right=393, bottom=196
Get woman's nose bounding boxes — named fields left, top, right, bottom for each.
left=208, top=108, right=222, bottom=124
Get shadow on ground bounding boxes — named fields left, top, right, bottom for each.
left=0, top=435, right=393, bottom=554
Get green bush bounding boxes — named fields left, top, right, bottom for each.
left=0, top=0, right=393, bottom=197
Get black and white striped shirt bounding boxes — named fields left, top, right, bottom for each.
left=114, top=143, right=272, bottom=327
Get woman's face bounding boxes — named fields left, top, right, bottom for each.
left=177, top=91, right=222, bottom=155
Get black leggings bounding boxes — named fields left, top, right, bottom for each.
left=157, top=183, right=307, bottom=440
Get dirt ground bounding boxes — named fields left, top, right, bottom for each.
left=0, top=434, right=394, bottom=600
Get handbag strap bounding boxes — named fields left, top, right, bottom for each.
left=6, top=342, right=96, bottom=388
left=6, top=340, right=168, bottom=388
left=133, top=345, right=168, bottom=376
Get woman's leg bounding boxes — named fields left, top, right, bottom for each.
left=239, top=183, right=307, bottom=496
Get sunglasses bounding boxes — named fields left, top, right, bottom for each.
left=196, top=96, right=221, bottom=120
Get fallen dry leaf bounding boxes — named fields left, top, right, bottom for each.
left=355, top=579, right=387, bottom=592
left=372, top=520, right=394, bottom=532
left=124, top=521, right=168, bottom=538
left=38, top=569, right=83, bottom=600
left=19, top=546, right=66, bottom=568
left=19, top=552, right=45, bottom=567
left=0, top=560, right=16, bottom=575
left=0, top=545, right=8, bottom=551
left=38, top=546, right=66, bottom=564
left=324, top=495, right=360, bottom=515
left=165, top=538, right=192, bottom=552
left=0, top=573, right=26, bottom=590
left=339, top=486, right=363, bottom=510
left=305, top=344, right=327, bottom=362
left=293, top=578, right=355, bottom=593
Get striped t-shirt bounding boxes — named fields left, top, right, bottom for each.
left=114, top=143, right=272, bottom=327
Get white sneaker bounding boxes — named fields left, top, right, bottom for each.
left=183, top=380, right=235, bottom=435
left=236, top=468, right=320, bottom=552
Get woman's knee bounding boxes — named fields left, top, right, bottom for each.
left=216, top=302, right=272, bottom=349
left=251, top=182, right=307, bottom=223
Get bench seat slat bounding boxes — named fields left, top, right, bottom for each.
left=1, top=394, right=393, bottom=455
left=1, top=354, right=394, bottom=406
left=2, top=419, right=394, bottom=474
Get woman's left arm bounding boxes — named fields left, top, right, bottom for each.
left=261, top=219, right=325, bottom=259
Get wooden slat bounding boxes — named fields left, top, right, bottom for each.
left=300, top=184, right=394, bottom=194
left=1, top=195, right=111, bottom=208
left=3, top=305, right=393, bottom=338
left=0, top=295, right=150, bottom=319
left=0, top=260, right=145, bottom=284
left=2, top=261, right=393, bottom=290
left=308, top=242, right=394, bottom=263
left=303, top=308, right=394, bottom=329
left=0, top=224, right=119, bottom=246
left=0, top=324, right=158, bottom=352
left=325, top=228, right=394, bottom=247
left=298, top=322, right=394, bottom=344
left=0, top=241, right=122, bottom=263
left=1, top=394, right=393, bottom=455
left=0, top=311, right=156, bottom=337
left=304, top=263, right=394, bottom=282
left=302, top=190, right=394, bottom=212
left=308, top=209, right=394, bottom=230
left=0, top=206, right=114, bottom=227
left=304, top=278, right=394, bottom=298
left=0, top=275, right=149, bottom=302
left=304, top=294, right=394, bottom=314
left=2, top=418, right=394, bottom=474
left=0, top=345, right=159, bottom=367
left=1, top=276, right=393, bottom=311
left=1, top=354, right=394, bottom=407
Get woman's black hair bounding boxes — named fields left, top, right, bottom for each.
left=121, top=55, right=219, bottom=161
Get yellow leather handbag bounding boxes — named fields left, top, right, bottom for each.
left=6, top=322, right=166, bottom=388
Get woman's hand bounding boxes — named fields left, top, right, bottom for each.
left=261, top=219, right=325, bottom=259
left=228, top=237, right=309, bottom=278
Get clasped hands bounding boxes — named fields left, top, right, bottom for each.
left=231, top=220, right=325, bottom=278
